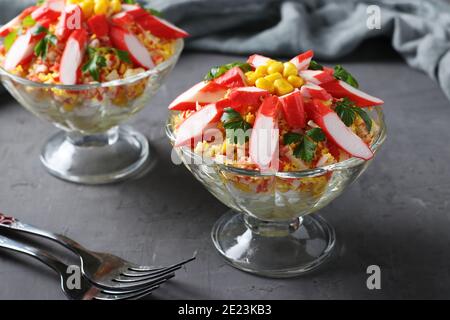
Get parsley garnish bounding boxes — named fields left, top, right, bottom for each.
left=36, top=0, right=45, bottom=5
left=4, top=31, right=18, bottom=52
left=335, top=98, right=372, bottom=132
left=205, top=62, right=252, bottom=81
left=114, top=49, right=131, bottom=64
left=122, top=0, right=136, bottom=4
left=82, top=47, right=107, bottom=82
left=146, top=8, right=163, bottom=17
left=309, top=60, right=324, bottom=70
left=221, top=108, right=252, bottom=144
left=284, top=128, right=326, bottom=163
left=22, top=15, right=36, bottom=28
left=34, top=27, right=57, bottom=60
left=334, top=65, right=359, bottom=88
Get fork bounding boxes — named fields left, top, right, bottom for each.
left=0, top=235, right=168, bottom=300
left=0, top=213, right=195, bottom=290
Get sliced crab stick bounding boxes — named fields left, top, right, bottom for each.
left=56, top=4, right=82, bottom=40
left=0, top=6, right=38, bottom=37
left=247, top=54, right=271, bottom=68
left=174, top=100, right=228, bottom=147
left=305, top=99, right=373, bottom=160
left=32, top=0, right=64, bottom=23
left=299, top=70, right=335, bottom=85
left=87, top=14, right=109, bottom=38
left=290, top=50, right=314, bottom=72
left=59, top=29, right=88, bottom=85
left=249, top=96, right=281, bottom=170
left=300, top=83, right=332, bottom=101
left=135, top=15, right=189, bottom=39
left=121, top=4, right=149, bottom=19
left=228, top=87, right=269, bottom=110
left=169, top=81, right=227, bottom=111
left=279, top=89, right=306, bottom=129
left=320, top=80, right=384, bottom=107
left=111, top=12, right=135, bottom=26
left=110, top=26, right=154, bottom=70
left=3, top=31, right=36, bottom=71
left=213, top=66, right=246, bottom=88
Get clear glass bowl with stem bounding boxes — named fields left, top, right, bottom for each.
left=166, top=106, right=386, bottom=278
left=0, top=39, right=183, bottom=184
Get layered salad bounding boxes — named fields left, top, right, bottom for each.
left=0, top=0, right=188, bottom=85
left=169, top=51, right=384, bottom=173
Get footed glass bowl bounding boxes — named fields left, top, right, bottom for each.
left=0, top=39, right=183, bottom=184
left=166, top=106, right=386, bottom=277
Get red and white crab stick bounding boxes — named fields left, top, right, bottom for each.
left=169, top=81, right=227, bottom=111
left=59, top=29, right=88, bottom=85
left=305, top=99, right=373, bottom=160
left=320, top=80, right=384, bottom=107
left=250, top=95, right=281, bottom=170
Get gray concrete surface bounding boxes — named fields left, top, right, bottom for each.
left=0, top=48, right=449, bottom=300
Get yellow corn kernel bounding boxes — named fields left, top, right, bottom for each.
left=255, top=78, right=275, bottom=93
left=283, top=62, right=298, bottom=78
left=80, top=0, right=95, bottom=18
left=274, top=78, right=294, bottom=96
left=264, top=72, right=282, bottom=83
left=245, top=112, right=255, bottom=125
left=245, top=71, right=257, bottom=86
left=267, top=61, right=284, bottom=74
left=110, top=0, right=121, bottom=13
left=254, top=65, right=268, bottom=78
left=94, top=0, right=109, bottom=15
left=287, top=75, right=304, bottom=88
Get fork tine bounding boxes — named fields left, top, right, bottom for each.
left=115, top=267, right=179, bottom=283
left=127, top=255, right=196, bottom=274
left=123, top=258, right=192, bottom=277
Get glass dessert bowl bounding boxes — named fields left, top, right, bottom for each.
left=0, top=0, right=187, bottom=184
left=166, top=51, right=387, bottom=277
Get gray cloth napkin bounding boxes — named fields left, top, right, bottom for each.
left=1, top=0, right=450, bottom=101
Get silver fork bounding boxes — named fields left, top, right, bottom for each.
left=0, top=213, right=195, bottom=290
left=0, top=235, right=167, bottom=300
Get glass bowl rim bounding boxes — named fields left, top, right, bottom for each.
left=0, top=38, right=184, bottom=91
left=165, top=106, right=387, bottom=178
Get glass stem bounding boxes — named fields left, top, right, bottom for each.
left=66, top=127, right=119, bottom=147
left=244, top=215, right=302, bottom=237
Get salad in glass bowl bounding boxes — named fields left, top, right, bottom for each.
left=166, top=50, right=386, bottom=277
left=0, top=0, right=187, bottom=184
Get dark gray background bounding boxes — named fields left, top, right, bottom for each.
left=0, top=43, right=450, bottom=299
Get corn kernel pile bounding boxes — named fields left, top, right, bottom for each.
left=68, top=0, right=122, bottom=18
left=245, top=60, right=304, bottom=96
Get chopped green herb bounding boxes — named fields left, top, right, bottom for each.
left=286, top=128, right=326, bottom=162
left=82, top=48, right=107, bottom=82
left=22, top=15, right=36, bottom=28
left=36, top=0, right=45, bottom=5
left=205, top=62, right=252, bottom=81
left=221, top=107, right=252, bottom=144
left=32, top=25, right=48, bottom=36
left=146, top=8, right=163, bottom=17
left=334, top=65, right=359, bottom=88
left=122, top=0, right=136, bottom=4
left=4, top=31, right=18, bottom=52
left=306, top=127, right=326, bottom=142
left=34, top=33, right=57, bottom=60
left=309, top=60, right=323, bottom=70
left=283, top=132, right=302, bottom=145
left=335, top=98, right=372, bottom=131
left=114, top=49, right=131, bottom=64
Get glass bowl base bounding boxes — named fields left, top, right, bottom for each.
left=40, top=126, right=150, bottom=185
left=211, top=211, right=336, bottom=278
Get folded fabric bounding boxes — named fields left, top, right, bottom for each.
left=152, top=0, right=450, bottom=101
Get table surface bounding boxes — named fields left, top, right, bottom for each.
left=1, top=47, right=450, bottom=300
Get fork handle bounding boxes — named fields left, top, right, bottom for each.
left=0, top=234, right=67, bottom=275
left=0, top=213, right=87, bottom=257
